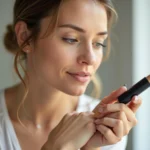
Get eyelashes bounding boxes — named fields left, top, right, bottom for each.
left=93, top=42, right=106, bottom=48
left=62, top=37, right=107, bottom=48
left=62, top=38, right=78, bottom=44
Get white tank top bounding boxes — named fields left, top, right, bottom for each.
left=0, top=89, right=127, bottom=150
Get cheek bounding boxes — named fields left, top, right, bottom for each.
left=95, top=51, right=103, bottom=70
left=32, top=38, right=75, bottom=71
left=43, top=44, right=74, bottom=65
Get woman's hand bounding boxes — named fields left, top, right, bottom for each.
left=82, top=86, right=142, bottom=149
left=95, top=95, right=141, bottom=135
left=41, top=112, right=96, bottom=150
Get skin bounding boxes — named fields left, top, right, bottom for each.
left=85, top=87, right=142, bottom=149
left=4, top=0, right=142, bottom=150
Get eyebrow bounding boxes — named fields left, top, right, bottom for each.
left=58, top=24, right=108, bottom=36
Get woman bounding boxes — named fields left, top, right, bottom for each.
left=0, top=0, right=141, bottom=150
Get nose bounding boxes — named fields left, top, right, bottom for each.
left=77, top=43, right=97, bottom=66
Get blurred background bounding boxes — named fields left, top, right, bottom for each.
left=0, top=0, right=150, bottom=149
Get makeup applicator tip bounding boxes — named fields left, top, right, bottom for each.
left=147, top=75, right=150, bottom=83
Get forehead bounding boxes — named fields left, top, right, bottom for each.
left=58, top=0, right=108, bottom=31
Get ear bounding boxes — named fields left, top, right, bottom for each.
left=15, top=21, right=31, bottom=53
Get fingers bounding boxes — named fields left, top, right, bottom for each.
left=61, top=112, right=79, bottom=126
left=100, top=86, right=127, bottom=105
left=63, top=111, right=78, bottom=120
left=98, top=103, right=137, bottom=126
left=93, top=86, right=127, bottom=116
left=96, top=124, right=121, bottom=144
left=106, top=111, right=129, bottom=135
left=95, top=117, right=123, bottom=138
left=63, top=111, right=95, bottom=124
left=95, top=111, right=130, bottom=136
left=127, top=95, right=142, bottom=113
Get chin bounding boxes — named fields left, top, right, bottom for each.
left=65, top=87, right=87, bottom=96
left=58, top=81, right=89, bottom=96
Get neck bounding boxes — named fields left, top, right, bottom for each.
left=7, top=81, right=79, bottom=130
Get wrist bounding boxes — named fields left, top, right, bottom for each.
left=41, top=141, right=58, bottom=150
left=41, top=141, right=74, bottom=150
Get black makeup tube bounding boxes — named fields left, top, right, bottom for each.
left=118, top=75, right=150, bottom=104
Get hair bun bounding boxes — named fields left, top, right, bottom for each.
left=3, top=24, right=19, bottom=54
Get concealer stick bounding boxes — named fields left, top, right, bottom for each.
left=93, top=75, right=150, bottom=118
left=118, top=75, right=150, bottom=104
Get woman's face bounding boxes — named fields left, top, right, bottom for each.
left=28, top=0, right=108, bottom=96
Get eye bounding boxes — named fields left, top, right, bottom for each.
left=62, top=38, right=78, bottom=44
left=93, top=42, right=106, bottom=49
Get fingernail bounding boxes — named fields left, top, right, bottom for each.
left=133, top=96, right=139, bottom=103
left=123, top=84, right=127, bottom=89
left=123, top=84, right=127, bottom=87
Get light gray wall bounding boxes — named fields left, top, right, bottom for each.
left=0, top=0, right=16, bottom=89
left=99, top=0, right=133, bottom=97
left=0, top=0, right=133, bottom=149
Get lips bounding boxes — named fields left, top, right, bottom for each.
left=67, top=72, right=91, bottom=83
